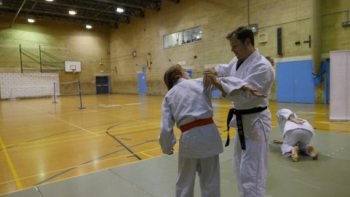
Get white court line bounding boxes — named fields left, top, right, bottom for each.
left=296, top=111, right=327, bottom=115
left=99, top=103, right=141, bottom=108
left=99, top=104, right=122, bottom=108
left=49, top=116, right=98, bottom=136
left=315, top=121, right=330, bottom=124
left=124, top=103, right=141, bottom=106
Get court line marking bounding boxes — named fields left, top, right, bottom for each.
left=106, top=124, right=142, bottom=160
left=0, top=146, right=161, bottom=187
left=98, top=104, right=122, bottom=108
left=296, top=111, right=327, bottom=115
left=0, top=147, right=126, bottom=186
left=1, top=123, right=160, bottom=151
left=315, top=121, right=330, bottom=124
left=0, top=120, right=161, bottom=191
left=140, top=152, right=153, bottom=158
left=0, top=137, right=23, bottom=189
left=98, top=103, right=141, bottom=108
left=34, top=147, right=159, bottom=186
left=124, top=103, right=141, bottom=106
left=49, top=115, right=98, bottom=136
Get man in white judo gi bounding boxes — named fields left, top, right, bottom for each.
left=204, top=26, right=275, bottom=197
left=276, top=108, right=318, bottom=161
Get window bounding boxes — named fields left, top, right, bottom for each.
left=163, top=26, right=203, bottom=48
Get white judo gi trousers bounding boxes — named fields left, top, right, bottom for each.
left=281, top=129, right=313, bottom=157
left=176, top=155, right=220, bottom=197
left=232, top=117, right=270, bottom=197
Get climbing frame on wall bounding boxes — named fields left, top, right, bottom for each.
left=19, top=44, right=65, bottom=73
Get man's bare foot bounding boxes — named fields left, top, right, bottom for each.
left=291, top=146, right=299, bottom=162
left=308, top=145, right=319, bottom=160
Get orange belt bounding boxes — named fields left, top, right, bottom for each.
left=180, top=118, right=214, bottom=132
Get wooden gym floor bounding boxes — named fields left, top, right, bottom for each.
left=0, top=94, right=349, bottom=196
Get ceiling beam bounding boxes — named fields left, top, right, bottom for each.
left=96, top=0, right=145, bottom=11
left=26, top=0, right=132, bottom=17
left=10, top=0, right=27, bottom=27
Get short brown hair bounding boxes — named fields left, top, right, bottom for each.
left=163, top=64, right=183, bottom=90
left=226, top=26, right=255, bottom=46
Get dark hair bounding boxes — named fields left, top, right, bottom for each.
left=163, top=64, right=183, bottom=90
left=265, top=56, right=274, bottom=66
left=226, top=26, right=255, bottom=46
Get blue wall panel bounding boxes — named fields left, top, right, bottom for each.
left=276, top=62, right=295, bottom=102
left=137, top=73, right=147, bottom=95
left=276, top=60, right=314, bottom=103
left=212, top=89, right=221, bottom=98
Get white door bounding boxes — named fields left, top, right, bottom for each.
left=330, top=51, right=350, bottom=120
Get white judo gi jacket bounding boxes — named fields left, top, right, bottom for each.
left=215, top=50, right=275, bottom=197
left=159, top=78, right=223, bottom=158
left=160, top=78, right=223, bottom=197
left=277, top=108, right=315, bottom=137
left=276, top=108, right=315, bottom=156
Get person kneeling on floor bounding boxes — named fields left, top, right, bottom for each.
left=275, top=108, right=318, bottom=162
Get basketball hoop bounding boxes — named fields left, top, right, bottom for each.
left=69, top=64, right=77, bottom=74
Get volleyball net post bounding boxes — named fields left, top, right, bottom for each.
left=52, top=82, right=58, bottom=104
left=77, top=80, right=85, bottom=110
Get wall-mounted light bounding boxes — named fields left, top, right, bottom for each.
left=85, top=24, right=92, bottom=29
left=116, top=7, right=124, bottom=13
left=27, top=18, right=35, bottom=23
left=0, top=0, right=3, bottom=6
left=69, top=10, right=77, bottom=15
left=248, top=24, right=258, bottom=33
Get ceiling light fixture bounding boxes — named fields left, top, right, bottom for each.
left=116, top=7, right=124, bottom=13
left=27, top=18, right=35, bottom=23
left=85, top=24, right=92, bottom=29
left=45, top=0, right=54, bottom=2
left=69, top=10, right=77, bottom=15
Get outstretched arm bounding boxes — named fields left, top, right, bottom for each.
left=204, top=70, right=266, bottom=98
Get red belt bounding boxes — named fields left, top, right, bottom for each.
left=180, top=118, right=214, bottom=132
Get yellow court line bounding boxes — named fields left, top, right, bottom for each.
left=0, top=137, right=23, bottom=189
left=139, top=146, right=163, bottom=158
left=0, top=146, right=165, bottom=188
left=139, top=152, right=153, bottom=158
left=2, top=130, right=106, bottom=151
left=0, top=149, right=153, bottom=186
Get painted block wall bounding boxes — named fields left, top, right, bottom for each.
left=0, top=0, right=349, bottom=102
left=0, top=17, right=110, bottom=95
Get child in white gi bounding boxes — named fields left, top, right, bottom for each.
left=276, top=108, right=318, bottom=161
left=159, top=64, right=223, bottom=197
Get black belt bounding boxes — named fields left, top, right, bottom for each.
left=226, top=106, right=267, bottom=149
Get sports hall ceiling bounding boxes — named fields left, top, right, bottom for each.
left=0, top=0, right=180, bottom=28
